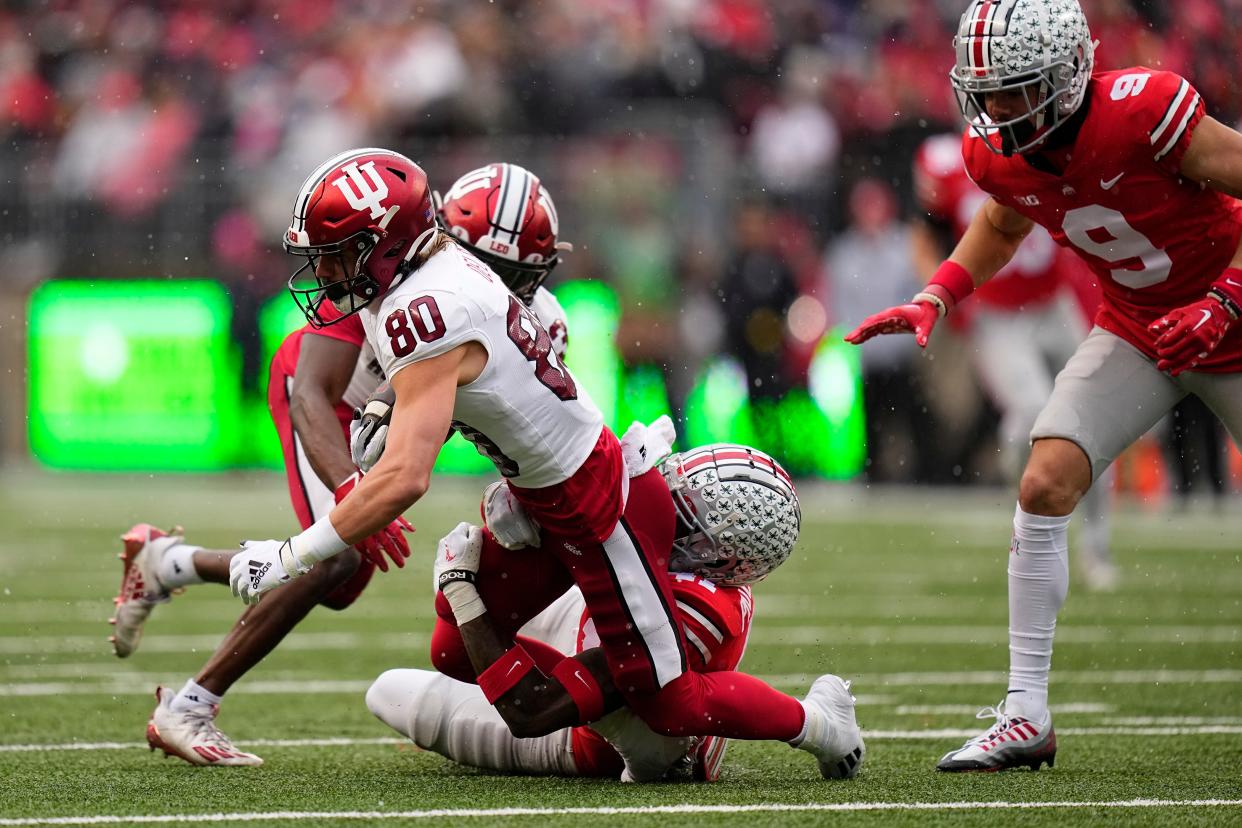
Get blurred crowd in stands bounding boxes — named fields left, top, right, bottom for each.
left=2, top=0, right=1238, bottom=491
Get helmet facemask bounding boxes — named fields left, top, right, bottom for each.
left=953, top=59, right=1082, bottom=156
left=951, top=0, right=1094, bottom=157
left=285, top=231, right=385, bottom=328
left=471, top=248, right=559, bottom=304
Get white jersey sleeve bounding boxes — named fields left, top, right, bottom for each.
left=360, top=244, right=603, bottom=488
left=529, top=286, right=569, bottom=359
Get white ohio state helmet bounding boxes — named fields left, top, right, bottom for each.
left=660, top=444, right=801, bottom=586
left=950, top=0, right=1094, bottom=155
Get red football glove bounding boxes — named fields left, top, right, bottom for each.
left=844, top=301, right=941, bottom=348
left=334, top=472, right=414, bottom=572
left=1148, top=297, right=1234, bottom=376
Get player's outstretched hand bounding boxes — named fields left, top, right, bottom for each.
left=1148, top=297, right=1234, bottom=376
left=844, top=301, right=940, bottom=348
left=335, top=471, right=413, bottom=572
left=481, top=481, right=541, bottom=550
left=230, top=539, right=303, bottom=605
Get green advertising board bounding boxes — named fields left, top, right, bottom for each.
left=28, top=280, right=866, bottom=477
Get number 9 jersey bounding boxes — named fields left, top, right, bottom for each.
left=963, top=68, right=1242, bottom=372
left=360, top=241, right=604, bottom=488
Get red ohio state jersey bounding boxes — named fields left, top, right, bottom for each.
left=916, top=134, right=1068, bottom=311
left=577, top=573, right=753, bottom=673
left=963, top=68, right=1242, bottom=372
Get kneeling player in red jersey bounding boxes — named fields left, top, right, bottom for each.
left=367, top=443, right=809, bottom=782
left=110, top=161, right=573, bottom=766
left=848, top=0, right=1242, bottom=772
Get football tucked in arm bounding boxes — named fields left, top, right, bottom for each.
left=349, top=381, right=396, bottom=472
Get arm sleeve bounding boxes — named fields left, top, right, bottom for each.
left=1142, top=71, right=1206, bottom=175
left=670, top=578, right=746, bottom=672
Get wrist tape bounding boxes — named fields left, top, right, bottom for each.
left=915, top=261, right=975, bottom=317
left=287, top=516, right=349, bottom=570
left=1208, top=267, right=1242, bottom=320
left=477, top=643, right=537, bottom=704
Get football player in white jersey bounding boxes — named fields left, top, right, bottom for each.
left=367, top=443, right=799, bottom=783
left=111, top=161, right=574, bottom=767
left=233, top=148, right=863, bottom=779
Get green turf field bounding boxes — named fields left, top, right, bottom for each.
left=1, top=470, right=1239, bottom=826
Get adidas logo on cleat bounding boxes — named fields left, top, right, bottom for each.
left=835, top=746, right=863, bottom=778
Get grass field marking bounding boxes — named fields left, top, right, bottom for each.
left=4, top=625, right=1237, bottom=658
left=7, top=668, right=1242, bottom=697
left=1, top=799, right=1241, bottom=825
left=8, top=725, right=1242, bottom=753
left=893, top=703, right=1115, bottom=715
left=761, top=668, right=1242, bottom=686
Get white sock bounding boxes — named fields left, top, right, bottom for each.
left=158, top=543, right=205, bottom=589
left=172, top=679, right=222, bottom=713
left=1006, top=503, right=1070, bottom=721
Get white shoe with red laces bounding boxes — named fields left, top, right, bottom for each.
left=936, top=701, right=1056, bottom=772
left=146, top=686, right=263, bottom=767
left=110, top=524, right=182, bottom=658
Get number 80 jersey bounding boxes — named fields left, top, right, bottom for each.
left=964, top=68, right=1242, bottom=372
left=361, top=242, right=604, bottom=487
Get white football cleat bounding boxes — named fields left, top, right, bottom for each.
left=146, top=686, right=263, bottom=767
left=795, top=674, right=865, bottom=780
left=110, top=524, right=181, bottom=658
left=936, top=701, right=1056, bottom=772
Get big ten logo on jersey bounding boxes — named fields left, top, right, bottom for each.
left=332, top=161, right=389, bottom=220
left=459, top=249, right=495, bottom=283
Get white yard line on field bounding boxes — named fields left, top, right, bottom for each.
left=0, top=800, right=1240, bottom=825
left=893, top=703, right=1115, bottom=715
left=760, top=668, right=1242, bottom=687
left=2, top=624, right=1235, bottom=657
left=5, top=668, right=1242, bottom=697
left=5, top=726, right=1242, bottom=754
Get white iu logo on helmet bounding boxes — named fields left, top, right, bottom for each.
left=333, top=161, right=389, bottom=220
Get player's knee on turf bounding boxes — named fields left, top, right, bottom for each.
left=1019, top=439, right=1091, bottom=517
left=366, top=669, right=418, bottom=738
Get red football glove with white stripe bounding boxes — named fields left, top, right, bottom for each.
left=1148, top=298, right=1233, bottom=376
left=334, top=472, right=413, bottom=572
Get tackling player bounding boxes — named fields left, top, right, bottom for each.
left=233, top=147, right=864, bottom=780
left=848, top=0, right=1242, bottom=772
left=367, top=443, right=797, bottom=783
left=912, top=133, right=1115, bottom=589
left=111, top=162, right=574, bottom=766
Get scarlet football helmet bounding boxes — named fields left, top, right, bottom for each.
left=284, top=148, right=438, bottom=327
left=950, top=0, right=1094, bottom=156
left=660, top=444, right=801, bottom=586
left=437, top=163, right=570, bottom=303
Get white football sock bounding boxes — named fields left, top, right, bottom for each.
left=1006, top=503, right=1070, bottom=721
left=171, top=679, right=222, bottom=713
left=158, top=543, right=205, bottom=589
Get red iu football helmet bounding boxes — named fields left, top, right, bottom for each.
left=437, top=162, right=571, bottom=303
left=284, top=148, right=437, bottom=327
